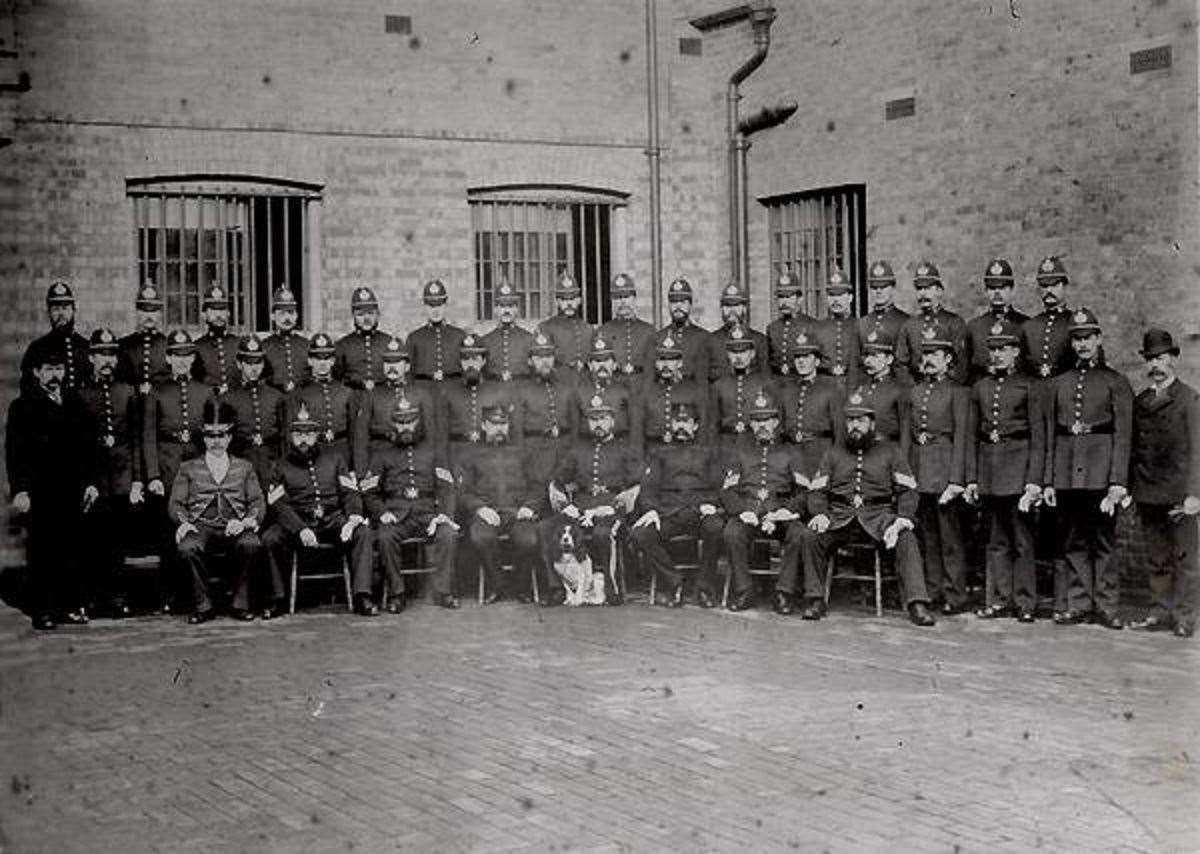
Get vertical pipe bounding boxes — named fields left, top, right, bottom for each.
left=644, top=0, right=663, bottom=326
left=737, top=134, right=751, bottom=310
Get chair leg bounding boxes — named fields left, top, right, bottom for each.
left=289, top=553, right=298, bottom=615
left=477, top=562, right=485, bottom=606
left=530, top=564, right=540, bottom=605
left=648, top=551, right=657, bottom=606
left=342, top=555, right=353, bottom=612
left=873, top=551, right=883, bottom=618
left=824, top=554, right=835, bottom=607
left=721, top=570, right=731, bottom=609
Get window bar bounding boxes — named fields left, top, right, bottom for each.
left=179, top=194, right=188, bottom=326
left=283, top=195, right=292, bottom=297
left=266, top=197, right=274, bottom=310
left=247, top=196, right=256, bottom=332
left=137, top=196, right=147, bottom=290
left=157, top=194, right=167, bottom=293
left=300, top=198, right=309, bottom=329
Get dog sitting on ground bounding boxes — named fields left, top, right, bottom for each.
left=550, top=521, right=606, bottom=606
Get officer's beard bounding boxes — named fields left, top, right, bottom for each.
left=462, top=367, right=482, bottom=387
left=592, top=426, right=613, bottom=441
left=95, top=365, right=114, bottom=383
left=845, top=428, right=876, bottom=452
left=670, top=307, right=689, bottom=325
left=752, top=425, right=774, bottom=444
left=41, top=378, right=62, bottom=399
left=484, top=429, right=508, bottom=446
left=290, top=442, right=319, bottom=463
left=670, top=424, right=697, bottom=443
left=392, top=425, right=418, bottom=446
left=657, top=366, right=681, bottom=384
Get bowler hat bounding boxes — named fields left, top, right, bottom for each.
left=1139, top=328, right=1179, bottom=359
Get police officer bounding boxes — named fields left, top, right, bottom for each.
left=909, top=326, right=971, bottom=614
left=855, top=330, right=911, bottom=455
left=576, top=333, right=642, bottom=454
left=796, top=391, right=936, bottom=625
left=643, top=277, right=710, bottom=383
left=710, top=323, right=773, bottom=449
left=439, top=332, right=517, bottom=468
left=355, top=336, right=442, bottom=474
left=481, top=282, right=534, bottom=382
left=194, top=285, right=240, bottom=394
left=596, top=273, right=655, bottom=385
left=20, top=281, right=90, bottom=395
left=896, top=262, right=968, bottom=385
left=547, top=394, right=643, bottom=605
left=1043, top=308, right=1133, bottom=629
left=79, top=328, right=145, bottom=618
left=169, top=398, right=267, bottom=623
left=632, top=402, right=724, bottom=608
left=637, top=333, right=709, bottom=449
left=964, top=318, right=1045, bottom=621
left=7, top=341, right=97, bottom=629
left=1128, top=329, right=1199, bottom=638
left=117, top=282, right=170, bottom=394
left=965, top=259, right=1029, bottom=385
left=262, top=286, right=310, bottom=393
left=706, top=283, right=768, bottom=382
left=334, top=286, right=390, bottom=390
left=458, top=405, right=544, bottom=604
left=719, top=389, right=806, bottom=613
left=766, top=271, right=814, bottom=378
left=407, top=279, right=465, bottom=383
left=262, top=403, right=374, bottom=618
left=225, top=334, right=286, bottom=487
left=514, top=332, right=578, bottom=489
left=537, top=272, right=592, bottom=373
left=811, top=268, right=861, bottom=388
left=857, top=261, right=910, bottom=364
left=779, top=329, right=845, bottom=480
left=364, top=394, right=461, bottom=611
left=1021, top=256, right=1075, bottom=381
left=289, top=333, right=357, bottom=466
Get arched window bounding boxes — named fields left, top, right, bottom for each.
left=127, top=176, right=323, bottom=331
left=468, top=185, right=628, bottom=324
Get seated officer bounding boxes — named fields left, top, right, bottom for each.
left=458, top=405, right=544, bottom=604
left=632, top=403, right=724, bottom=608
left=719, top=390, right=806, bottom=613
left=637, top=333, right=708, bottom=450
left=262, top=404, right=373, bottom=618
left=169, top=399, right=267, bottom=624
left=796, top=391, right=936, bottom=625
left=262, top=286, right=310, bottom=393
left=547, top=394, right=643, bottom=605
left=354, top=336, right=442, bottom=474
left=225, top=334, right=286, bottom=487
left=364, top=394, right=461, bottom=611
left=710, top=322, right=774, bottom=449
left=289, top=333, right=356, bottom=465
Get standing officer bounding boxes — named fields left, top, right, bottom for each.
left=408, top=279, right=465, bottom=383
left=909, top=326, right=970, bottom=614
left=117, top=282, right=170, bottom=394
left=1043, top=308, right=1132, bottom=629
left=857, top=261, right=910, bottom=365
left=20, top=281, right=90, bottom=395
left=706, top=283, right=768, bottom=382
left=965, top=259, right=1029, bottom=385
left=334, top=286, right=390, bottom=391
left=710, top=324, right=774, bottom=449
left=364, top=394, right=461, bottom=611
left=779, top=330, right=845, bottom=481
left=169, top=398, right=267, bottom=623
left=1021, top=256, right=1075, bottom=381
left=538, top=272, right=592, bottom=374
left=355, top=336, right=442, bottom=473
left=481, top=282, right=534, bottom=382
left=576, top=334, right=642, bottom=454
left=458, top=405, right=544, bottom=604
left=262, top=403, right=373, bottom=618
left=767, top=271, right=814, bottom=378
left=439, top=332, right=517, bottom=467
left=194, top=285, right=240, bottom=395
left=1128, top=329, right=1199, bottom=638
left=811, top=268, right=861, bottom=388
left=225, top=334, right=286, bottom=487
left=643, top=277, right=710, bottom=383
left=796, top=391, right=936, bottom=625
left=79, top=328, right=145, bottom=618
left=637, top=333, right=708, bottom=450
left=597, top=273, right=655, bottom=385
left=262, top=286, right=310, bottom=393
left=964, top=319, right=1045, bottom=621
left=515, top=333, right=578, bottom=492
left=896, top=262, right=968, bottom=385
left=289, top=333, right=357, bottom=465
left=719, top=390, right=807, bottom=613
left=7, top=341, right=97, bottom=630
left=632, top=402, right=725, bottom=608
left=856, top=330, right=911, bottom=455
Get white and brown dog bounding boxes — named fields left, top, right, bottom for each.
left=550, top=522, right=606, bottom=606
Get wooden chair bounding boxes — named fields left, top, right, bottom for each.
left=721, top=537, right=781, bottom=608
left=645, top=533, right=701, bottom=606
left=475, top=532, right=541, bottom=605
left=289, top=543, right=352, bottom=615
left=823, top=542, right=892, bottom=617
left=381, top=536, right=441, bottom=605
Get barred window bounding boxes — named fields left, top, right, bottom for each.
left=763, top=185, right=866, bottom=318
left=469, top=186, right=627, bottom=324
left=128, top=177, right=322, bottom=332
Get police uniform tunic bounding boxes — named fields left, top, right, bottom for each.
left=438, top=378, right=520, bottom=466
left=573, top=378, right=642, bottom=455
left=290, top=377, right=358, bottom=465
left=116, top=329, right=170, bottom=393
left=643, top=320, right=710, bottom=383
left=408, top=321, right=466, bottom=382
left=225, top=380, right=286, bottom=486
left=597, top=316, right=655, bottom=383
left=538, top=314, right=593, bottom=373
left=144, top=376, right=212, bottom=491
left=812, top=315, right=862, bottom=387
left=705, top=324, right=770, bottom=382
left=779, top=374, right=844, bottom=477
left=896, top=309, right=969, bottom=385
left=638, top=377, right=708, bottom=448
left=21, top=327, right=91, bottom=394
left=1021, top=306, right=1074, bottom=381
left=263, top=330, right=311, bottom=393
left=480, top=322, right=534, bottom=382
left=334, top=329, right=391, bottom=390
left=194, top=329, right=240, bottom=393
left=353, top=380, right=442, bottom=474
left=857, top=306, right=909, bottom=358
left=711, top=373, right=776, bottom=449
left=965, top=308, right=1028, bottom=384
left=767, top=313, right=816, bottom=376
left=514, top=372, right=579, bottom=485
left=458, top=443, right=543, bottom=599
left=857, top=372, right=912, bottom=456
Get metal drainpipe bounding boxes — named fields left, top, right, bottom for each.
left=644, top=0, right=663, bottom=327
left=727, top=6, right=776, bottom=291
left=737, top=101, right=798, bottom=313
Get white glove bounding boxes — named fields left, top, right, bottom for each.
left=882, top=517, right=915, bottom=550
left=148, top=479, right=165, bottom=496
left=427, top=513, right=460, bottom=535
left=1100, top=484, right=1128, bottom=516
left=224, top=518, right=245, bottom=538
left=82, top=485, right=99, bottom=512
left=175, top=521, right=198, bottom=545
left=760, top=519, right=776, bottom=535
left=738, top=511, right=759, bottom=526
left=1184, top=496, right=1200, bottom=516
left=267, top=483, right=286, bottom=505
left=299, top=528, right=319, bottom=548
left=615, top=485, right=640, bottom=513
left=1017, top=484, right=1041, bottom=513
left=562, top=504, right=581, bottom=520
left=11, top=491, right=30, bottom=514
left=808, top=513, right=830, bottom=533
left=129, top=481, right=145, bottom=506
left=963, top=483, right=980, bottom=505
left=477, top=506, right=501, bottom=527
left=764, top=508, right=799, bottom=523
left=379, top=511, right=398, bottom=525
left=516, top=506, right=535, bottom=520
left=938, top=484, right=965, bottom=505
left=699, top=503, right=718, bottom=516
left=722, top=470, right=741, bottom=490
left=339, top=515, right=365, bottom=542
left=591, top=504, right=616, bottom=519
left=548, top=482, right=570, bottom=513
left=632, top=510, right=661, bottom=530
left=1041, top=486, right=1057, bottom=508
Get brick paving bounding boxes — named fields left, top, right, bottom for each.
left=0, top=596, right=1196, bottom=853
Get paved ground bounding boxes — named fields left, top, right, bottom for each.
left=0, top=592, right=1196, bottom=853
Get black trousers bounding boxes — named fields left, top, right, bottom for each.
left=630, top=509, right=723, bottom=592
left=1060, top=490, right=1118, bottom=615
left=722, top=517, right=801, bottom=596
left=983, top=495, right=1037, bottom=612
left=81, top=493, right=135, bottom=608
left=1137, top=503, right=1198, bottom=629
left=468, top=516, right=540, bottom=598
left=177, top=525, right=265, bottom=613
left=262, top=517, right=375, bottom=601
left=798, top=519, right=930, bottom=606
left=918, top=494, right=967, bottom=608
left=24, top=487, right=85, bottom=616
left=375, top=515, right=457, bottom=596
